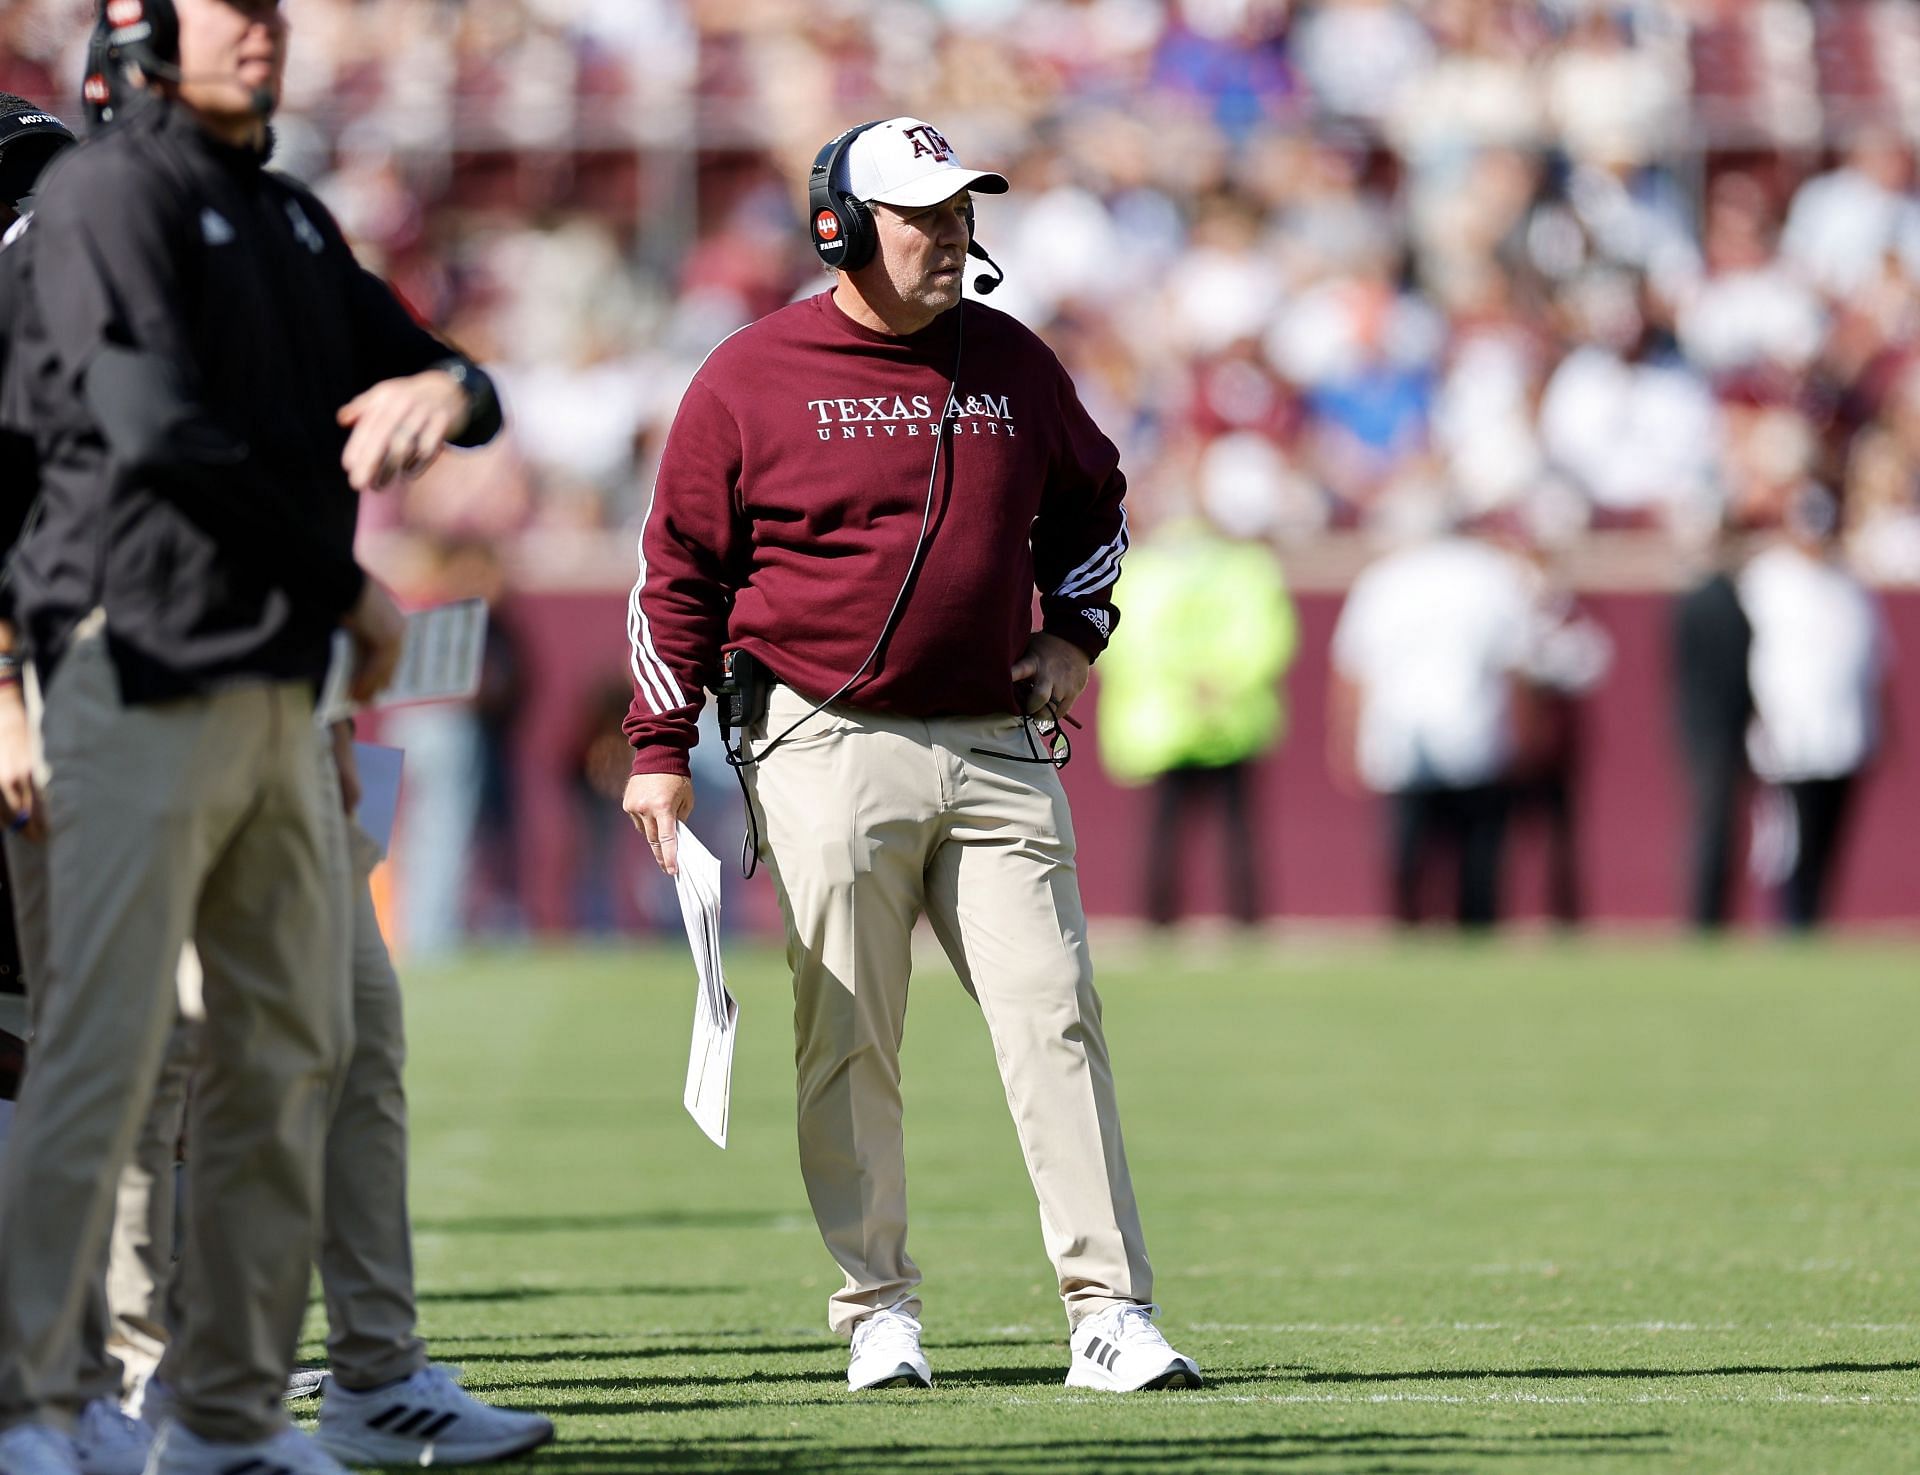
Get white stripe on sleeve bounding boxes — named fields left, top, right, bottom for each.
left=1051, top=506, right=1130, bottom=599
left=627, top=525, right=688, bottom=715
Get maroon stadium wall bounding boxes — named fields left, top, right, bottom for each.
left=490, top=590, right=1919, bottom=931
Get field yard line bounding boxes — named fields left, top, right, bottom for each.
left=1189, top=1321, right=1919, bottom=1334
left=1011, top=1392, right=1920, bottom=1408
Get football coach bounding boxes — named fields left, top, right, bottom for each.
left=621, top=116, right=1201, bottom=1395
left=0, top=3, right=501, bottom=1474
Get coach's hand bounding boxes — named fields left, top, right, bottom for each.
left=342, top=579, right=406, bottom=703
left=625, top=772, right=695, bottom=878
left=338, top=370, right=470, bottom=493
left=1012, top=631, right=1092, bottom=718
left=0, top=685, right=43, bottom=841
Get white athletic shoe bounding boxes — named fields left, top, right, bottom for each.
left=143, top=1422, right=348, bottom=1475
left=846, top=1305, right=932, bottom=1391
left=0, top=1424, right=80, bottom=1475
left=315, top=1364, right=554, bottom=1466
left=71, top=1400, right=150, bottom=1475
left=1065, top=1304, right=1202, bottom=1391
left=281, top=1370, right=328, bottom=1405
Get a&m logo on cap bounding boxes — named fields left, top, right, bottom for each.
left=902, top=124, right=954, bottom=162
left=814, top=210, right=840, bottom=242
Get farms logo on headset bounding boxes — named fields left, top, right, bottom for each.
left=814, top=210, right=840, bottom=243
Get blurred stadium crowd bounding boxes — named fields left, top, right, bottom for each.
left=2, top=0, right=1914, bottom=942
left=9, top=0, right=1920, bottom=583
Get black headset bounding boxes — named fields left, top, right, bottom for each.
left=102, top=0, right=180, bottom=78
left=807, top=120, right=1000, bottom=292
left=808, top=121, right=882, bottom=272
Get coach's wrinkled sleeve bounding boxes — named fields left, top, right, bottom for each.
left=623, top=377, right=747, bottom=777
left=1032, top=356, right=1128, bottom=660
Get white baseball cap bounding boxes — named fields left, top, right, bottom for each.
left=840, top=117, right=1009, bottom=208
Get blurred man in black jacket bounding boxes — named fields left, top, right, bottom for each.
left=1672, top=528, right=1753, bottom=931
left=0, top=4, right=503, bottom=1473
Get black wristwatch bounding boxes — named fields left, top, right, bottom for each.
left=434, top=356, right=497, bottom=430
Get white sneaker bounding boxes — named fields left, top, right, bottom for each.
left=0, top=1424, right=80, bottom=1475
left=281, top=1371, right=328, bottom=1405
left=71, top=1401, right=149, bottom=1475
left=315, top=1365, right=554, bottom=1466
left=1065, top=1304, right=1202, bottom=1391
left=846, top=1306, right=932, bottom=1391
left=144, top=1422, right=348, bottom=1475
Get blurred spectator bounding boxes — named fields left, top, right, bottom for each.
left=1846, top=374, right=1920, bottom=584
left=1096, top=475, right=1299, bottom=927
left=1678, top=173, right=1824, bottom=378
left=387, top=538, right=523, bottom=956
left=1538, top=270, right=1719, bottom=522
left=1330, top=520, right=1532, bottom=928
left=1741, top=485, right=1891, bottom=930
left=1781, top=128, right=1920, bottom=302
left=1671, top=524, right=1754, bottom=931
left=1509, top=541, right=1614, bottom=926
left=568, top=680, right=648, bottom=932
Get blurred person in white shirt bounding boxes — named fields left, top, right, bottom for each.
left=1781, top=128, right=1920, bottom=302
left=1678, top=173, right=1825, bottom=377
left=1289, top=0, right=1432, bottom=126
left=1740, top=484, right=1891, bottom=929
left=1330, top=518, right=1533, bottom=928
left=1539, top=269, right=1720, bottom=520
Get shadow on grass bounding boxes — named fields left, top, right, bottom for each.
left=1302, top=1360, right=1920, bottom=1384
left=415, top=1208, right=794, bottom=1235
left=446, top=1336, right=1064, bottom=1369
left=375, top=1428, right=1669, bottom=1474
left=417, top=1284, right=739, bottom=1304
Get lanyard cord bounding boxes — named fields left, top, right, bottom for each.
left=723, top=304, right=967, bottom=877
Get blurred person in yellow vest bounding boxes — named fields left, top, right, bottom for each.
left=1096, top=453, right=1298, bottom=927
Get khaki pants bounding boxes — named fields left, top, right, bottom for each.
left=744, top=684, right=1153, bottom=1338
left=0, top=622, right=339, bottom=1443
left=147, top=790, right=425, bottom=1393
left=103, top=993, right=195, bottom=1403
left=0, top=827, right=124, bottom=1419
left=316, top=821, right=425, bottom=1390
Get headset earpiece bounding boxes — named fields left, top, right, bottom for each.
left=102, top=0, right=180, bottom=84
left=808, top=121, right=882, bottom=272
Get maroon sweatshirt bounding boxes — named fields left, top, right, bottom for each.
left=624, top=291, right=1129, bottom=777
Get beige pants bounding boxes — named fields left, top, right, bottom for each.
left=744, top=684, right=1153, bottom=1338
left=142, top=791, right=425, bottom=1394
left=0, top=621, right=339, bottom=1443
left=0, top=826, right=125, bottom=1419
left=102, top=993, right=195, bottom=1404
left=315, top=821, right=426, bottom=1390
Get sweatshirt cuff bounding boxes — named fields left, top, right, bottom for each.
left=630, top=745, right=692, bottom=779
left=1042, top=604, right=1116, bottom=663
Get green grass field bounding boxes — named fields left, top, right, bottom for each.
left=307, top=934, right=1920, bottom=1474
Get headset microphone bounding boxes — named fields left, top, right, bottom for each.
left=141, top=57, right=277, bottom=119
left=967, top=239, right=1004, bottom=296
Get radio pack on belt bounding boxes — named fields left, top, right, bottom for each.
left=713, top=648, right=770, bottom=741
